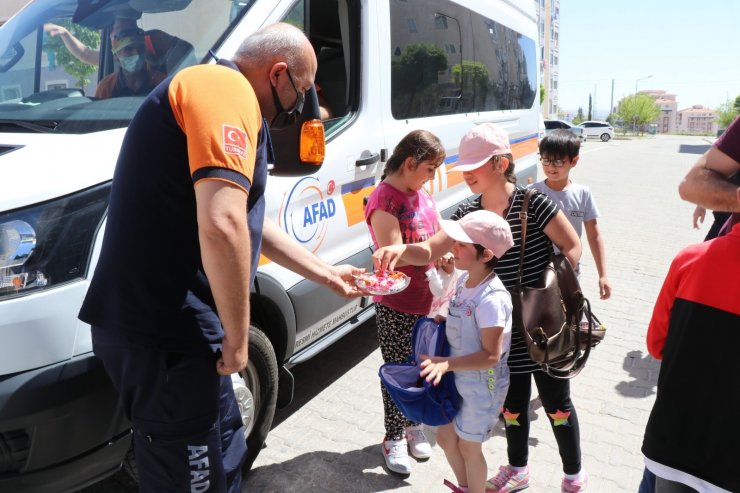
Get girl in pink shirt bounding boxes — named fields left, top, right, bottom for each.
left=364, top=130, right=446, bottom=475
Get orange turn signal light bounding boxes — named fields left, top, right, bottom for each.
left=300, top=119, right=325, bottom=165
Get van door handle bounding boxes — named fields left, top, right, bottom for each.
left=355, top=152, right=380, bottom=167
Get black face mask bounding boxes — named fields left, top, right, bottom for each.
left=269, top=68, right=305, bottom=129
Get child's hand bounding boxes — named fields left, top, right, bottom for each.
left=434, top=253, right=455, bottom=274
left=419, top=356, right=450, bottom=386
left=599, top=276, right=612, bottom=300
left=372, top=244, right=406, bottom=272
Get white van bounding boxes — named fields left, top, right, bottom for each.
left=0, top=0, right=540, bottom=490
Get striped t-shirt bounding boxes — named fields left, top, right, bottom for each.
left=452, top=186, right=558, bottom=373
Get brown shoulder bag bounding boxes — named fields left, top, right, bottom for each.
left=511, top=188, right=606, bottom=379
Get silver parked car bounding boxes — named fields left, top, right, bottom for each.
left=543, top=119, right=586, bottom=142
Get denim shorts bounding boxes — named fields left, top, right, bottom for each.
left=453, top=365, right=510, bottom=443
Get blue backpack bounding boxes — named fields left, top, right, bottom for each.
left=378, top=317, right=460, bottom=426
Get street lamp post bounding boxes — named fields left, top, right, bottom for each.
left=633, top=75, right=654, bottom=134
left=635, top=74, right=653, bottom=94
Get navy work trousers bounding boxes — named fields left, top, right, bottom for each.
left=92, top=328, right=247, bottom=493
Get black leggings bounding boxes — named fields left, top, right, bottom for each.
left=503, top=370, right=581, bottom=474
left=376, top=304, right=423, bottom=440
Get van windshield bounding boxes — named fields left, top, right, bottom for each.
left=0, top=0, right=253, bottom=134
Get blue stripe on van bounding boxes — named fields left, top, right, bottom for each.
left=511, top=132, right=539, bottom=144
left=341, top=176, right=375, bottom=194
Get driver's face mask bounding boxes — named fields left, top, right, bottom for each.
left=119, top=54, right=144, bottom=73
left=269, top=67, right=305, bottom=129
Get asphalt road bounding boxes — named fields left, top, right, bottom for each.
left=81, top=134, right=714, bottom=492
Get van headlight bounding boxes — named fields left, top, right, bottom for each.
left=0, top=182, right=110, bottom=299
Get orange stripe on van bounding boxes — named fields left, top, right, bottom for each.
left=511, top=136, right=538, bottom=160
left=341, top=184, right=376, bottom=226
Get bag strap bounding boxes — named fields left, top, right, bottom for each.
left=516, top=188, right=536, bottom=287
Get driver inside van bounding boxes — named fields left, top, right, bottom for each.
left=95, top=21, right=166, bottom=98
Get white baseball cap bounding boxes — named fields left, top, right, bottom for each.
left=440, top=210, right=514, bottom=259
left=448, top=123, right=512, bottom=173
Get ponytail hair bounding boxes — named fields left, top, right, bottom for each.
left=381, top=130, right=445, bottom=180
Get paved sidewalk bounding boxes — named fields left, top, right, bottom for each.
left=246, top=135, right=709, bottom=492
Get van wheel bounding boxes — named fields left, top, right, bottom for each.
left=600, top=133, right=611, bottom=142
left=240, top=324, right=278, bottom=471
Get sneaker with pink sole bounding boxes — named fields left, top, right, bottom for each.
left=561, top=471, right=589, bottom=492
left=485, top=465, right=530, bottom=492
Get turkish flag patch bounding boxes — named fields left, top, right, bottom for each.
left=223, top=124, right=247, bottom=158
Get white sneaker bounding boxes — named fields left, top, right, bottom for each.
left=382, top=437, right=412, bottom=474
left=405, top=425, right=432, bottom=459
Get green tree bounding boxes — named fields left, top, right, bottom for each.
left=391, top=43, right=448, bottom=118
left=616, top=93, right=660, bottom=135
left=451, top=60, right=489, bottom=110
left=734, top=94, right=740, bottom=115
left=716, top=99, right=739, bottom=129
left=572, top=107, right=585, bottom=125
left=539, top=83, right=545, bottom=106
left=43, top=20, right=99, bottom=91
left=451, top=61, right=488, bottom=89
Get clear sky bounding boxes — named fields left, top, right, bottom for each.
left=557, top=0, right=740, bottom=117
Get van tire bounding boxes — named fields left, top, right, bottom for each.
left=242, top=324, right=279, bottom=471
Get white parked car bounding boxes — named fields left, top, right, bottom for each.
left=543, top=119, right=586, bottom=142
left=577, top=121, right=614, bottom=141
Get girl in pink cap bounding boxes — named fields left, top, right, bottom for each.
left=373, top=123, right=588, bottom=493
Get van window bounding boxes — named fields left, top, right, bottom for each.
left=390, top=0, right=463, bottom=120
left=0, top=0, right=246, bottom=134
left=390, top=0, right=537, bottom=120
left=302, top=0, right=358, bottom=134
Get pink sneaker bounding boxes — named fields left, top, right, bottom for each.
left=561, top=471, right=589, bottom=492
left=485, top=465, right=530, bottom=492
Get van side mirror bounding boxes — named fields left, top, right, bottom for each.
left=269, top=85, right=325, bottom=176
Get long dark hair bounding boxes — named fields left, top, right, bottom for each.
left=381, top=130, right=446, bottom=180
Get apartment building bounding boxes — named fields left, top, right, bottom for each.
left=535, top=0, right=559, bottom=118
left=676, top=105, right=718, bottom=135
left=640, top=89, right=677, bottom=133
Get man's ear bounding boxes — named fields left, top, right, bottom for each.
left=269, top=61, right=288, bottom=86
left=570, top=155, right=580, bottom=167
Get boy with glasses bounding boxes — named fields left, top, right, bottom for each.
left=531, top=129, right=612, bottom=300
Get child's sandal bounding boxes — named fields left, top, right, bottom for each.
left=443, top=479, right=469, bottom=492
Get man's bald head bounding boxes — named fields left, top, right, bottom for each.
left=233, top=23, right=316, bottom=83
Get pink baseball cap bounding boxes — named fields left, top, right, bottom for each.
left=449, top=123, right=512, bottom=173
left=440, top=210, right=514, bottom=259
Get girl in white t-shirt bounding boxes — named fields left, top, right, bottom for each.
left=381, top=210, right=515, bottom=493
